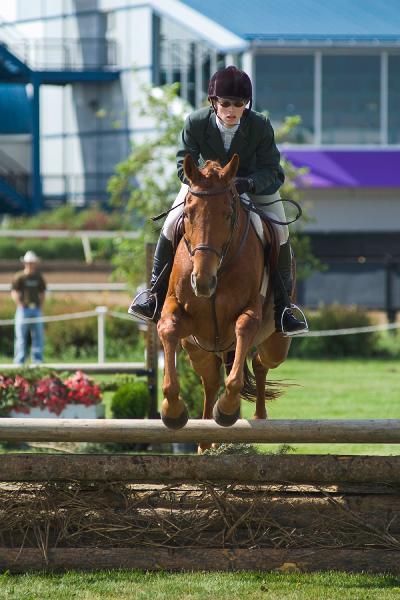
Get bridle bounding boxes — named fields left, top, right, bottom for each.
left=183, top=184, right=238, bottom=271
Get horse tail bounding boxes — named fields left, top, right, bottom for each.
left=241, top=359, right=258, bottom=402
left=241, top=358, right=283, bottom=403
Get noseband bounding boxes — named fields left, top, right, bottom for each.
left=183, top=185, right=238, bottom=268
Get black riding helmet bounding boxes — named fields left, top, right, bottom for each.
left=208, top=65, right=252, bottom=111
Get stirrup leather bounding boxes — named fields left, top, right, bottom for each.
left=281, top=303, right=309, bottom=337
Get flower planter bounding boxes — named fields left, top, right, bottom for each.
left=9, top=404, right=105, bottom=419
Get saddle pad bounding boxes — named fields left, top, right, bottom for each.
left=250, top=211, right=266, bottom=247
left=250, top=212, right=268, bottom=297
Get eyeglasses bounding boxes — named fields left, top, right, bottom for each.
left=216, top=98, right=247, bottom=108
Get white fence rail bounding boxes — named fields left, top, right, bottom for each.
left=0, top=305, right=398, bottom=367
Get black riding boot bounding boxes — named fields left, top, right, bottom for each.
left=273, top=241, right=308, bottom=335
left=128, top=233, right=174, bottom=323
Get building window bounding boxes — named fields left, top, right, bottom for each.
left=155, top=16, right=224, bottom=107
left=322, top=55, right=380, bottom=144
left=254, top=54, right=314, bottom=143
left=388, top=55, right=400, bottom=145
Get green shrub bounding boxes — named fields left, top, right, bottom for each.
left=111, top=380, right=149, bottom=419
left=373, top=331, right=400, bottom=358
left=177, top=350, right=205, bottom=418
left=0, top=237, right=116, bottom=261
left=0, top=238, right=85, bottom=260
left=290, top=304, right=379, bottom=358
left=5, top=204, right=127, bottom=231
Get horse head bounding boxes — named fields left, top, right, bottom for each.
left=183, top=153, right=239, bottom=298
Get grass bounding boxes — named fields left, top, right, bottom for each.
left=240, top=358, right=400, bottom=455
left=1, top=570, right=400, bottom=599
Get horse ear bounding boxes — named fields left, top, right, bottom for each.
left=183, top=154, right=200, bottom=184
left=220, top=154, right=239, bottom=182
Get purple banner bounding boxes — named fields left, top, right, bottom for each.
left=283, top=150, right=400, bottom=188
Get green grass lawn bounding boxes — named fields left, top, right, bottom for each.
left=1, top=570, right=400, bottom=600
left=240, top=358, right=400, bottom=455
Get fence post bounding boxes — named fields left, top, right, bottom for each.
left=95, top=306, right=108, bottom=363
left=384, top=257, right=397, bottom=327
left=146, top=244, right=159, bottom=418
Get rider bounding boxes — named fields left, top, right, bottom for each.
left=129, top=65, right=308, bottom=336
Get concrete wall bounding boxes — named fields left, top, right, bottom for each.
left=300, top=187, right=400, bottom=233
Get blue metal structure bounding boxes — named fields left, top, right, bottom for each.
left=0, top=38, right=120, bottom=215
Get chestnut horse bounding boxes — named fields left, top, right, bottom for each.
left=157, top=154, right=291, bottom=448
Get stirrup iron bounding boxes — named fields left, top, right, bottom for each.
left=281, top=303, right=309, bottom=337
left=127, top=289, right=158, bottom=322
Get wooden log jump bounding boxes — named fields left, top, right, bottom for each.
left=0, top=453, right=400, bottom=574
left=1, top=418, right=400, bottom=444
left=2, top=453, right=400, bottom=483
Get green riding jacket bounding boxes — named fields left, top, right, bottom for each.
left=176, top=107, right=285, bottom=195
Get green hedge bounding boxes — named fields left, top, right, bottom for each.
left=0, top=237, right=115, bottom=261
left=290, top=304, right=387, bottom=358
left=5, top=204, right=127, bottom=231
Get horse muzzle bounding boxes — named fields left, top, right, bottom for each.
left=191, top=272, right=217, bottom=298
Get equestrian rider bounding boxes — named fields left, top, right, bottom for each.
left=129, top=65, right=308, bottom=336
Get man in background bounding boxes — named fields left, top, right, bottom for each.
left=11, top=251, right=47, bottom=365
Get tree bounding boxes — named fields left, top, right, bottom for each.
left=108, top=84, right=321, bottom=290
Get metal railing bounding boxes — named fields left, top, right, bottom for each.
left=0, top=37, right=118, bottom=70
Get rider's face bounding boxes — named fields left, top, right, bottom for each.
left=214, top=97, right=248, bottom=127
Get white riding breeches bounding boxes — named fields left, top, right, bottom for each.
left=162, top=185, right=289, bottom=246
left=249, top=190, right=289, bottom=245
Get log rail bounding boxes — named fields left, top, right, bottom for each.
left=0, top=418, right=400, bottom=444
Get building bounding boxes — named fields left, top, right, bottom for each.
left=0, top=0, right=399, bottom=312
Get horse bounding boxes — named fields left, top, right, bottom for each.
left=157, top=153, right=292, bottom=451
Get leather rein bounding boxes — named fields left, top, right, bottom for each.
left=184, top=183, right=252, bottom=353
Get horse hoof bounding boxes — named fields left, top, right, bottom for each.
left=161, top=406, right=189, bottom=430
left=213, top=403, right=240, bottom=427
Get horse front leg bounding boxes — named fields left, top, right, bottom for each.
left=182, top=339, right=222, bottom=453
left=158, top=298, right=192, bottom=429
left=214, top=305, right=261, bottom=427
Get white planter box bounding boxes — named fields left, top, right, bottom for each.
left=9, top=404, right=105, bottom=419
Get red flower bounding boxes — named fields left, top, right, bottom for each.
left=0, top=371, right=102, bottom=415
left=64, top=371, right=102, bottom=407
